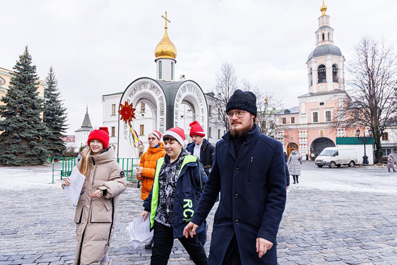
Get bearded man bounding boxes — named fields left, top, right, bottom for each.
left=183, top=89, right=286, bottom=264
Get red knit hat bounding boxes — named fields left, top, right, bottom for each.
left=151, top=130, right=162, bottom=140
left=189, top=121, right=205, bottom=137
left=87, top=127, right=110, bottom=149
left=163, top=127, right=185, bottom=146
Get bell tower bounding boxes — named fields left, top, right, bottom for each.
left=307, top=1, right=345, bottom=93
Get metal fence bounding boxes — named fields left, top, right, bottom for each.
left=51, top=157, right=140, bottom=185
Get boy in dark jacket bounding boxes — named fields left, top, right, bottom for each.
left=186, top=121, right=215, bottom=246
left=186, top=121, right=215, bottom=176
left=141, top=127, right=207, bottom=265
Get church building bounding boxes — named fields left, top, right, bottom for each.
left=275, top=2, right=369, bottom=160
left=102, top=12, right=224, bottom=159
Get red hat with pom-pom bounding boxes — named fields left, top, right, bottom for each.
left=163, top=127, right=186, bottom=147
left=87, top=127, right=110, bottom=149
left=189, top=121, right=205, bottom=137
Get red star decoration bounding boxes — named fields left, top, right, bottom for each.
left=118, top=101, right=136, bottom=123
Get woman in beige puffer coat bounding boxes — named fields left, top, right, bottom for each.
left=63, top=127, right=126, bottom=265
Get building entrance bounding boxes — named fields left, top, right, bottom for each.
left=310, top=137, right=335, bottom=159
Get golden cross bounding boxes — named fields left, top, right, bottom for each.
left=161, top=11, right=171, bottom=29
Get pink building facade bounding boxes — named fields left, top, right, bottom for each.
left=276, top=3, right=362, bottom=160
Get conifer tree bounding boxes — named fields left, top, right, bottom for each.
left=43, top=67, right=68, bottom=157
left=0, top=46, right=49, bottom=165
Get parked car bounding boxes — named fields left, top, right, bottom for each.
left=315, top=147, right=358, bottom=168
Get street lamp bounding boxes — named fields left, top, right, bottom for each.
left=356, top=128, right=373, bottom=165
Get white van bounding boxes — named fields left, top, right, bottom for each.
left=315, top=147, right=358, bottom=168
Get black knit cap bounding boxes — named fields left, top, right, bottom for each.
left=226, top=89, right=257, bottom=116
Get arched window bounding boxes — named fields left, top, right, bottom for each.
left=318, top=65, right=326, bottom=83
left=332, top=64, right=338, bottom=82
left=309, top=68, right=313, bottom=87
left=171, top=62, right=174, bottom=80
left=159, top=61, right=162, bottom=79
left=322, top=33, right=325, bottom=41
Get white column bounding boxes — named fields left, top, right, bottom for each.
left=311, top=60, right=317, bottom=93
left=326, top=56, right=333, bottom=91
left=339, top=57, right=345, bottom=90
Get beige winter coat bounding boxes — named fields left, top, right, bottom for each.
left=69, top=148, right=126, bottom=265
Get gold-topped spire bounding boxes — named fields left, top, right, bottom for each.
left=320, top=0, right=327, bottom=16
left=155, top=11, right=177, bottom=59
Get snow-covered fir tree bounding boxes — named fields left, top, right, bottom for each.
left=43, top=67, right=68, bottom=157
left=0, top=47, right=50, bottom=165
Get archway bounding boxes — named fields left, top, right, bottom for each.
left=173, top=81, right=208, bottom=137
left=116, top=78, right=207, bottom=159
left=310, top=137, right=335, bottom=160
left=118, top=78, right=167, bottom=159
left=287, top=142, right=299, bottom=158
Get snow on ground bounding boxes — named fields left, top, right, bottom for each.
left=0, top=162, right=396, bottom=195
left=293, top=162, right=397, bottom=195
left=0, top=164, right=61, bottom=191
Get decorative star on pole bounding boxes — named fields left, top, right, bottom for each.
left=118, top=101, right=136, bottom=123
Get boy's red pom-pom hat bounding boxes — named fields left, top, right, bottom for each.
left=151, top=130, right=162, bottom=140
left=163, top=127, right=185, bottom=147
left=87, top=127, right=110, bottom=149
left=189, top=121, right=205, bottom=137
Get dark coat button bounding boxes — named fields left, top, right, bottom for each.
left=235, top=168, right=240, bottom=172
left=234, top=193, right=239, bottom=198
left=235, top=219, right=239, bottom=224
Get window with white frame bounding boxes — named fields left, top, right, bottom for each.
left=382, top=148, right=392, bottom=157
left=325, top=110, right=332, bottom=122
left=312, top=112, right=319, bottom=123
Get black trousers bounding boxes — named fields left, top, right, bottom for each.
left=151, top=221, right=207, bottom=265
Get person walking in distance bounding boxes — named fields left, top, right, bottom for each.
left=186, top=121, right=215, bottom=246
left=62, top=127, right=127, bottom=265
left=387, top=153, right=396, bottom=172
left=141, top=127, right=208, bottom=265
left=288, top=148, right=302, bottom=184
left=136, top=131, right=166, bottom=249
left=183, top=89, right=287, bottom=264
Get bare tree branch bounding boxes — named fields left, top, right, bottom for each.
left=337, top=37, right=397, bottom=162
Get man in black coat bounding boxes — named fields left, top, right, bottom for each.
left=184, top=89, right=286, bottom=264
left=186, top=121, right=215, bottom=246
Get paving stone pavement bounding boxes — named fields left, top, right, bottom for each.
left=1, top=162, right=397, bottom=264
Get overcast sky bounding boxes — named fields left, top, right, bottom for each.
left=1, top=0, right=396, bottom=135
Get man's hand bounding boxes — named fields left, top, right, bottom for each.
left=256, top=238, right=273, bottom=258
left=183, top=222, right=199, bottom=238
left=141, top=210, right=149, bottom=221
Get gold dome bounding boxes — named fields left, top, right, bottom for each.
left=320, top=0, right=327, bottom=16
left=155, top=12, right=177, bottom=60
left=155, top=29, right=177, bottom=59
